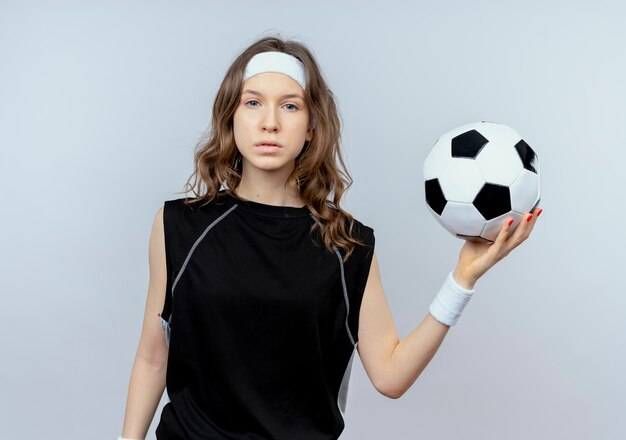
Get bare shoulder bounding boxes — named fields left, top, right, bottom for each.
left=150, top=207, right=165, bottom=247
left=135, top=206, right=168, bottom=366
left=148, top=206, right=166, bottom=312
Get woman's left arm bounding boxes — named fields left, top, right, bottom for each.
left=357, top=208, right=542, bottom=399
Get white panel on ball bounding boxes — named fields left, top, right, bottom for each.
left=426, top=205, right=459, bottom=237
left=440, top=202, right=486, bottom=236
left=480, top=122, right=522, bottom=147
left=481, top=211, right=524, bottom=242
left=423, top=143, right=451, bottom=181
left=510, top=169, right=541, bottom=213
left=476, top=139, right=524, bottom=186
left=439, top=159, right=485, bottom=203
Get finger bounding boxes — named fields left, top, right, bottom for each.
left=492, top=215, right=517, bottom=254
left=511, top=210, right=539, bottom=244
left=494, top=208, right=541, bottom=259
left=478, top=217, right=511, bottom=264
left=523, top=207, right=542, bottom=237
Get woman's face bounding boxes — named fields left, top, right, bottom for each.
left=233, top=72, right=312, bottom=176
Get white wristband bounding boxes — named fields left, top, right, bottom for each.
left=429, top=271, right=475, bottom=326
left=117, top=437, right=140, bottom=440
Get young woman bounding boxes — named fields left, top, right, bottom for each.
left=119, top=36, right=541, bottom=440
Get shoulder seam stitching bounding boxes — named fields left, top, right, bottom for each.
left=172, top=203, right=239, bottom=297
left=309, top=213, right=356, bottom=347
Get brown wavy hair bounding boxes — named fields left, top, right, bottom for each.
left=180, top=36, right=362, bottom=260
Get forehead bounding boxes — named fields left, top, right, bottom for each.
left=241, top=72, right=304, bottom=97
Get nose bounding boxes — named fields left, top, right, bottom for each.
left=261, top=107, right=279, bottom=133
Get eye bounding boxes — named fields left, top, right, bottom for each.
left=245, top=99, right=260, bottom=107
left=283, top=103, right=299, bottom=111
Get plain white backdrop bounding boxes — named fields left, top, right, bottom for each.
left=1, top=1, right=625, bottom=438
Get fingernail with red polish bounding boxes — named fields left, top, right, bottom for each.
left=537, top=208, right=543, bottom=217
left=507, top=218, right=514, bottom=226
left=526, top=214, right=533, bottom=222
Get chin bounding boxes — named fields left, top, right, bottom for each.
left=243, top=157, right=295, bottom=173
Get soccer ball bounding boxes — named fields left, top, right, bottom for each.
left=423, top=121, right=541, bottom=243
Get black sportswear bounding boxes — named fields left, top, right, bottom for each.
left=156, top=191, right=375, bottom=439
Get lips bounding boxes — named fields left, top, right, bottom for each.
left=253, top=140, right=282, bottom=154
left=255, top=140, right=282, bottom=147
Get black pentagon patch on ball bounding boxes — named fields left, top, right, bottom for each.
left=514, top=139, right=538, bottom=174
left=425, top=178, right=447, bottom=215
left=451, top=129, right=489, bottom=158
left=473, top=183, right=511, bottom=220
left=457, top=234, right=494, bottom=244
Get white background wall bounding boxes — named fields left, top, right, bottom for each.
left=1, top=0, right=625, bottom=438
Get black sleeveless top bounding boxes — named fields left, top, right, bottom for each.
left=156, top=191, right=375, bottom=440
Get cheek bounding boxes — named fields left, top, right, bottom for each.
left=296, top=113, right=311, bottom=135
left=232, top=112, right=248, bottom=143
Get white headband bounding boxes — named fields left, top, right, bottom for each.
left=243, top=51, right=306, bottom=90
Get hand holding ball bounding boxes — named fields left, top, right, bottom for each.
left=424, top=121, right=541, bottom=243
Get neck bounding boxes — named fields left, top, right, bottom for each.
left=234, top=162, right=303, bottom=208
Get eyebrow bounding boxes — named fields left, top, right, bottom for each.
left=241, top=89, right=305, bottom=100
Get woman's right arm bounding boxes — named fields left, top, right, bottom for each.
left=120, top=207, right=170, bottom=439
